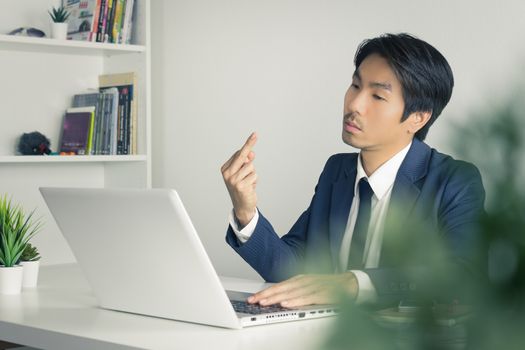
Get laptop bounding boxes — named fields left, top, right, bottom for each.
left=40, top=187, right=338, bottom=329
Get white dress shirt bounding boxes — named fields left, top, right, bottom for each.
left=229, top=142, right=412, bottom=304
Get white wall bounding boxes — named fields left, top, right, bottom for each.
left=151, top=0, right=525, bottom=279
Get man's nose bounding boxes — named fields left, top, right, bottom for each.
left=345, top=91, right=367, bottom=117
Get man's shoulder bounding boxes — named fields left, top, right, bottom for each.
left=317, top=152, right=358, bottom=182
left=426, top=146, right=483, bottom=187
left=326, top=152, right=358, bottom=164
left=428, top=148, right=479, bottom=177
left=325, top=152, right=359, bottom=171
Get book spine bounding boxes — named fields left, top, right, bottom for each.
left=124, top=86, right=131, bottom=154
left=96, top=0, right=107, bottom=42
left=116, top=88, right=125, bottom=155
left=112, top=0, right=125, bottom=44
left=102, top=93, right=112, bottom=155
left=86, top=110, right=95, bottom=154
left=117, top=0, right=127, bottom=44
left=111, top=89, right=120, bottom=155
left=104, top=0, right=115, bottom=43
left=131, top=94, right=137, bottom=154
left=90, top=0, right=101, bottom=41
left=121, top=0, right=134, bottom=44
left=95, top=93, right=105, bottom=154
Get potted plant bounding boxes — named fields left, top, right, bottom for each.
left=0, top=195, right=42, bottom=294
left=48, top=5, right=70, bottom=40
left=20, top=243, right=41, bottom=288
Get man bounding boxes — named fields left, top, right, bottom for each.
left=221, top=33, right=485, bottom=308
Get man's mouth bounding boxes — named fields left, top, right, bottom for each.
left=344, top=120, right=362, bottom=133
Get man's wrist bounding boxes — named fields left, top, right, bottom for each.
left=234, top=208, right=256, bottom=228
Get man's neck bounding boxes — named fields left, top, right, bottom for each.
left=360, top=141, right=413, bottom=177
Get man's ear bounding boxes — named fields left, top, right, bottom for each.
left=407, top=111, right=432, bottom=135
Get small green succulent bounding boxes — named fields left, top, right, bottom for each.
left=21, top=243, right=40, bottom=262
left=0, top=195, right=42, bottom=267
left=48, top=6, right=70, bottom=23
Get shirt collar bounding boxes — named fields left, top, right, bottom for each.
left=355, top=142, right=412, bottom=200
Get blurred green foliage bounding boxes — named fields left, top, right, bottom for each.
left=324, top=91, right=525, bottom=349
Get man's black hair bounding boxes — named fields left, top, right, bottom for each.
left=354, top=33, right=454, bottom=141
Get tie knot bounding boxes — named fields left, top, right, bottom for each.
left=358, top=178, right=373, bottom=203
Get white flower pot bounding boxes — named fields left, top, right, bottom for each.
left=51, top=22, right=68, bottom=40
left=21, top=260, right=40, bottom=288
left=0, top=265, right=23, bottom=295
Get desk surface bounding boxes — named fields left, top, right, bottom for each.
left=0, top=264, right=334, bottom=350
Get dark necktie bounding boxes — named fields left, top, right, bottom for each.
left=348, top=178, right=374, bottom=269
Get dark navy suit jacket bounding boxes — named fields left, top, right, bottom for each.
left=226, top=139, right=485, bottom=303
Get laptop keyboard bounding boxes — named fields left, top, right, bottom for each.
left=231, top=300, right=289, bottom=315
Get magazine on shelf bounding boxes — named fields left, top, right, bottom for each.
left=64, top=0, right=99, bottom=41
left=59, top=106, right=95, bottom=155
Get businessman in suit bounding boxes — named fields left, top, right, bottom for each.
left=221, top=33, right=485, bottom=307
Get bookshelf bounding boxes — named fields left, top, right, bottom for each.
left=0, top=155, right=147, bottom=163
left=0, top=34, right=146, bottom=55
left=0, top=0, right=151, bottom=265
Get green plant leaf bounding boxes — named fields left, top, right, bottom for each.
left=0, top=195, right=43, bottom=267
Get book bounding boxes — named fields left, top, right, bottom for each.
left=99, top=72, right=137, bottom=154
left=89, top=0, right=102, bottom=41
left=72, top=91, right=119, bottom=155
left=111, top=0, right=125, bottom=43
left=64, top=0, right=99, bottom=41
left=98, top=88, right=119, bottom=154
left=97, top=0, right=109, bottom=42
left=60, top=107, right=95, bottom=155
left=120, top=0, right=134, bottom=44
left=69, top=0, right=136, bottom=43
left=72, top=92, right=101, bottom=154
left=104, top=0, right=116, bottom=43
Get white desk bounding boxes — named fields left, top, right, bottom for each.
left=0, top=264, right=334, bottom=350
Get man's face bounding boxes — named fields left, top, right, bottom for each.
left=342, top=54, right=412, bottom=152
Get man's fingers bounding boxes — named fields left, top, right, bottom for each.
left=248, top=276, right=307, bottom=304
left=240, top=132, right=257, bottom=157
left=232, top=161, right=255, bottom=184
left=221, top=151, right=238, bottom=173
left=221, top=132, right=257, bottom=175
left=227, top=133, right=257, bottom=175
left=259, top=284, right=318, bottom=306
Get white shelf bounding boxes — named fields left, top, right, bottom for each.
left=0, top=155, right=147, bottom=163
left=0, top=0, right=151, bottom=265
left=0, top=34, right=146, bottom=56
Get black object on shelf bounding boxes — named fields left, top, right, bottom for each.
left=17, top=131, right=52, bottom=155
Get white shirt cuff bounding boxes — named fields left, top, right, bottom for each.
left=228, top=208, right=259, bottom=243
left=350, top=270, right=378, bottom=304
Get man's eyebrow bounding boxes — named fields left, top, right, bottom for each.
left=352, top=70, right=392, bottom=92
left=370, top=81, right=392, bottom=92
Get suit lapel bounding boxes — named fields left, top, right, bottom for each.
left=329, top=156, right=357, bottom=269
left=387, top=173, right=421, bottom=227
left=386, top=139, right=431, bottom=225
left=382, top=139, right=431, bottom=265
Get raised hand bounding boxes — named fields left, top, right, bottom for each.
left=221, top=132, right=258, bottom=227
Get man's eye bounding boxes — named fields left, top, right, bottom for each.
left=351, top=84, right=359, bottom=89
left=373, top=94, right=385, bottom=101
